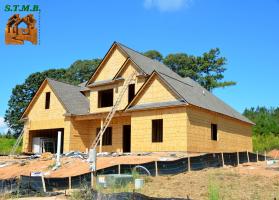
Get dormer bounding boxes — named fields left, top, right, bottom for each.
left=86, top=42, right=148, bottom=113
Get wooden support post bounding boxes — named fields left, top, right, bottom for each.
left=155, top=161, right=158, bottom=176
left=256, top=151, right=259, bottom=162
left=237, top=152, right=239, bottom=166
left=221, top=152, right=224, bottom=167
left=118, top=164, right=121, bottom=174
left=264, top=151, right=267, bottom=161
left=99, top=119, right=103, bottom=153
left=69, top=176, right=71, bottom=190
left=91, top=172, right=94, bottom=188
left=41, top=175, right=46, bottom=193
left=188, top=156, right=191, bottom=171
left=247, top=150, right=250, bottom=163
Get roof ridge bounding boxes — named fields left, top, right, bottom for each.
left=46, top=78, right=81, bottom=89
left=116, top=42, right=166, bottom=66
left=157, top=72, right=193, bottom=87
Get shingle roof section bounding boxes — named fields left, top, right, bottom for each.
left=47, top=78, right=89, bottom=115
left=127, top=100, right=185, bottom=111
left=116, top=42, right=183, bottom=80
left=158, top=73, right=254, bottom=124
left=116, top=42, right=253, bottom=124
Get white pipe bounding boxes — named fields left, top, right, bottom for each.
left=56, top=131, right=62, bottom=167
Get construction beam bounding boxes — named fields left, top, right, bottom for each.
left=99, top=119, right=103, bottom=153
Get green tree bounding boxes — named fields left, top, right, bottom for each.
left=163, top=53, right=200, bottom=80
left=4, top=59, right=100, bottom=136
left=163, top=48, right=236, bottom=91
left=64, top=59, right=101, bottom=85
left=243, top=107, right=279, bottom=136
left=143, top=50, right=163, bottom=62
left=4, top=69, right=67, bottom=136
left=196, top=48, right=236, bottom=91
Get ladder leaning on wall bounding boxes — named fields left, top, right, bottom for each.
left=90, top=71, right=137, bottom=150
left=9, top=129, right=24, bottom=156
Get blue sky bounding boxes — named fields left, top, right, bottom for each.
left=0, top=0, right=278, bottom=133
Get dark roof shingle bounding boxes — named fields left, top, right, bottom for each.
left=116, top=42, right=253, bottom=124
left=47, top=78, right=89, bottom=115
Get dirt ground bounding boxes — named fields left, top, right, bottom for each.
left=0, top=152, right=196, bottom=179
left=10, top=161, right=279, bottom=200
left=1, top=155, right=279, bottom=199
left=140, top=161, right=279, bottom=200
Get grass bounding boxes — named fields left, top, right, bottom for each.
left=253, top=134, right=279, bottom=153
left=208, top=181, right=220, bottom=200
left=0, top=137, right=22, bottom=155
left=139, top=167, right=279, bottom=200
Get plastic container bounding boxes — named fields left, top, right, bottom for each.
left=134, top=178, right=144, bottom=189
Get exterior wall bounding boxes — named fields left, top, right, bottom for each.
left=22, top=83, right=71, bottom=152
left=70, top=116, right=131, bottom=152
left=94, top=47, right=126, bottom=82
left=133, top=75, right=178, bottom=106
left=22, top=124, right=30, bottom=152
left=131, top=107, right=187, bottom=152
left=89, top=62, right=146, bottom=113
left=186, top=106, right=253, bottom=153
left=27, top=84, right=66, bottom=128
left=89, top=83, right=119, bottom=113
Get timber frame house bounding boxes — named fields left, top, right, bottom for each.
left=21, top=42, right=253, bottom=154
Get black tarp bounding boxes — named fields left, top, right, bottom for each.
left=0, top=178, right=17, bottom=193
left=120, top=164, right=137, bottom=174
left=97, top=165, right=119, bottom=175
left=223, top=152, right=238, bottom=166
left=258, top=154, right=266, bottom=161
left=248, top=152, right=257, bottom=162
left=157, top=158, right=188, bottom=175
left=137, top=161, right=156, bottom=176
left=239, top=152, right=248, bottom=164
left=19, top=175, right=44, bottom=194
left=71, top=172, right=91, bottom=189
left=120, top=162, right=156, bottom=176
left=44, top=177, right=69, bottom=191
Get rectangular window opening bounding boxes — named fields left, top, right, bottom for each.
left=152, top=119, right=163, bottom=143
left=45, top=92, right=50, bottom=109
left=211, top=124, right=218, bottom=141
left=96, top=127, right=112, bottom=146
left=98, top=89, right=113, bottom=108
left=128, top=84, right=135, bottom=103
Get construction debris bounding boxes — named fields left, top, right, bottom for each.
left=97, top=152, right=111, bottom=157
left=40, top=152, right=53, bottom=161
left=64, top=151, right=87, bottom=159
left=0, top=163, right=9, bottom=168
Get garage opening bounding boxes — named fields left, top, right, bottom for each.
left=29, top=128, right=64, bottom=154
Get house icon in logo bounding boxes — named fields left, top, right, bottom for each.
left=5, top=14, right=37, bottom=45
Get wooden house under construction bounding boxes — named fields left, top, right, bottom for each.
left=21, top=42, right=253, bottom=154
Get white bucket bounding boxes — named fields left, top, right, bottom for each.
left=134, top=178, right=144, bottom=190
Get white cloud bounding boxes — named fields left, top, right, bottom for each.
left=144, top=0, right=190, bottom=12
left=0, top=117, right=8, bottom=133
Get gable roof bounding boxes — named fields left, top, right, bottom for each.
left=157, top=73, right=254, bottom=124
left=116, top=42, right=183, bottom=80
left=86, top=42, right=183, bottom=86
left=46, top=78, right=89, bottom=115
left=21, top=78, right=89, bottom=119
left=22, top=42, right=252, bottom=125
left=116, top=42, right=253, bottom=124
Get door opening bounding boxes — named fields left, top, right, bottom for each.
left=123, top=125, right=131, bottom=153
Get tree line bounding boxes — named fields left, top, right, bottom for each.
left=243, top=107, right=279, bottom=136
left=5, top=48, right=235, bottom=136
